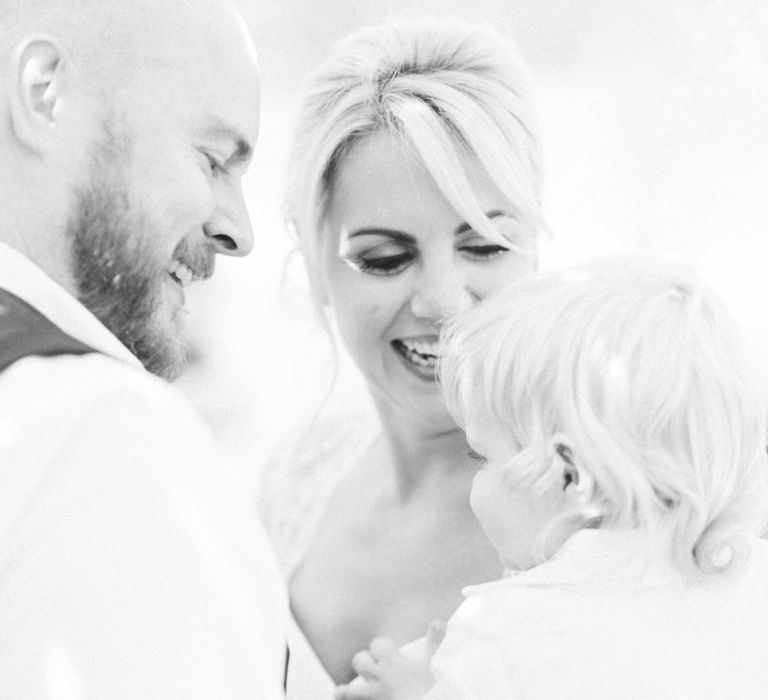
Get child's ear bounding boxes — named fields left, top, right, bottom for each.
left=552, top=435, right=594, bottom=505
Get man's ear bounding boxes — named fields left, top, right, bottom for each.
left=8, top=35, right=67, bottom=151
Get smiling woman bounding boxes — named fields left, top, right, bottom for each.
left=323, top=129, right=536, bottom=415
left=257, top=18, right=544, bottom=695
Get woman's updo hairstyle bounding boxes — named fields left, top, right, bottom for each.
left=283, top=18, right=544, bottom=308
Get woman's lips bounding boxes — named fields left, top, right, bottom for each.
left=391, top=338, right=440, bottom=381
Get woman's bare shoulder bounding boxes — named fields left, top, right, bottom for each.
left=255, top=409, right=380, bottom=573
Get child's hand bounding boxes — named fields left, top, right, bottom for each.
left=334, top=619, right=446, bottom=700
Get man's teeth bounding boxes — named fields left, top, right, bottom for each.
left=168, top=259, right=195, bottom=287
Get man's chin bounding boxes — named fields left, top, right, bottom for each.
left=123, top=315, right=189, bottom=380
left=135, top=336, right=188, bottom=380
left=140, top=289, right=193, bottom=379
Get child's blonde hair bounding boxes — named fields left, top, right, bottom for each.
left=441, top=254, right=768, bottom=575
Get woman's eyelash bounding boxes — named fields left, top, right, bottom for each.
left=345, top=239, right=510, bottom=276
left=467, top=448, right=487, bottom=463
left=460, top=244, right=509, bottom=260
left=352, top=252, right=413, bottom=275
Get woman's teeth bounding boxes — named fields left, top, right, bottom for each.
left=168, top=259, right=195, bottom=287
left=394, top=339, right=440, bottom=368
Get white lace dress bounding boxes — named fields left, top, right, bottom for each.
left=257, top=411, right=381, bottom=699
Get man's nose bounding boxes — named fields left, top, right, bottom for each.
left=409, top=264, right=475, bottom=321
left=204, top=182, right=254, bottom=257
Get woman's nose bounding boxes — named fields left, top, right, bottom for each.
left=409, top=265, right=475, bottom=321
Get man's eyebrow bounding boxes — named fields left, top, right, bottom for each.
left=204, top=123, right=254, bottom=164
left=347, top=228, right=416, bottom=244
left=454, top=209, right=516, bottom=235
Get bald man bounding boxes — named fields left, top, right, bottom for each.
left=0, top=1, right=288, bottom=697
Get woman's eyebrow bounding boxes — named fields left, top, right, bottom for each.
left=347, top=228, right=416, bottom=244
left=454, top=209, right=516, bottom=235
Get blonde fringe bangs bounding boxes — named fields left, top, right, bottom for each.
left=282, top=18, right=544, bottom=305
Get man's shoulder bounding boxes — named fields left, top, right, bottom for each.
left=0, top=351, right=211, bottom=452
left=0, top=351, right=226, bottom=542
left=2, top=349, right=180, bottom=401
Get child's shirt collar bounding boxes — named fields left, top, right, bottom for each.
left=467, top=528, right=692, bottom=595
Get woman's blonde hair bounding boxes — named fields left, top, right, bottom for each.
left=283, top=18, right=544, bottom=308
left=441, top=254, right=768, bottom=575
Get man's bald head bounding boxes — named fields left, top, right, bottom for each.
left=0, top=0, right=256, bottom=101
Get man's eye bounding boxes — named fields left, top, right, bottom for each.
left=467, top=448, right=487, bottom=463
left=460, top=244, right=509, bottom=261
left=349, top=252, right=414, bottom=276
left=204, top=153, right=224, bottom=175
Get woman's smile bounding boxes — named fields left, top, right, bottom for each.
left=322, top=130, right=537, bottom=413
left=391, top=336, right=440, bottom=381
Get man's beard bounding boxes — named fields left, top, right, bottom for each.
left=66, top=146, right=188, bottom=380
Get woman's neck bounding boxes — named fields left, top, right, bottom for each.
left=372, top=396, right=475, bottom=500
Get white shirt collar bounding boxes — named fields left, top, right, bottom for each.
left=0, top=241, right=142, bottom=368
left=466, top=528, right=687, bottom=596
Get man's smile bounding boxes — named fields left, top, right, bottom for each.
left=167, top=259, right=196, bottom=287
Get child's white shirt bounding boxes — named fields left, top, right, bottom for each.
left=429, top=528, right=768, bottom=699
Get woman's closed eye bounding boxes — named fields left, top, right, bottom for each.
left=342, top=241, right=415, bottom=276
left=456, top=216, right=531, bottom=262
left=354, top=252, right=413, bottom=275
left=459, top=243, right=510, bottom=262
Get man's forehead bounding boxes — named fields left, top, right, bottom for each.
left=128, top=7, right=261, bottom=145
left=182, top=6, right=261, bottom=143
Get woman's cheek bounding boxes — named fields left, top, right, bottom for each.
left=477, top=253, right=537, bottom=298
left=330, top=286, right=386, bottom=356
